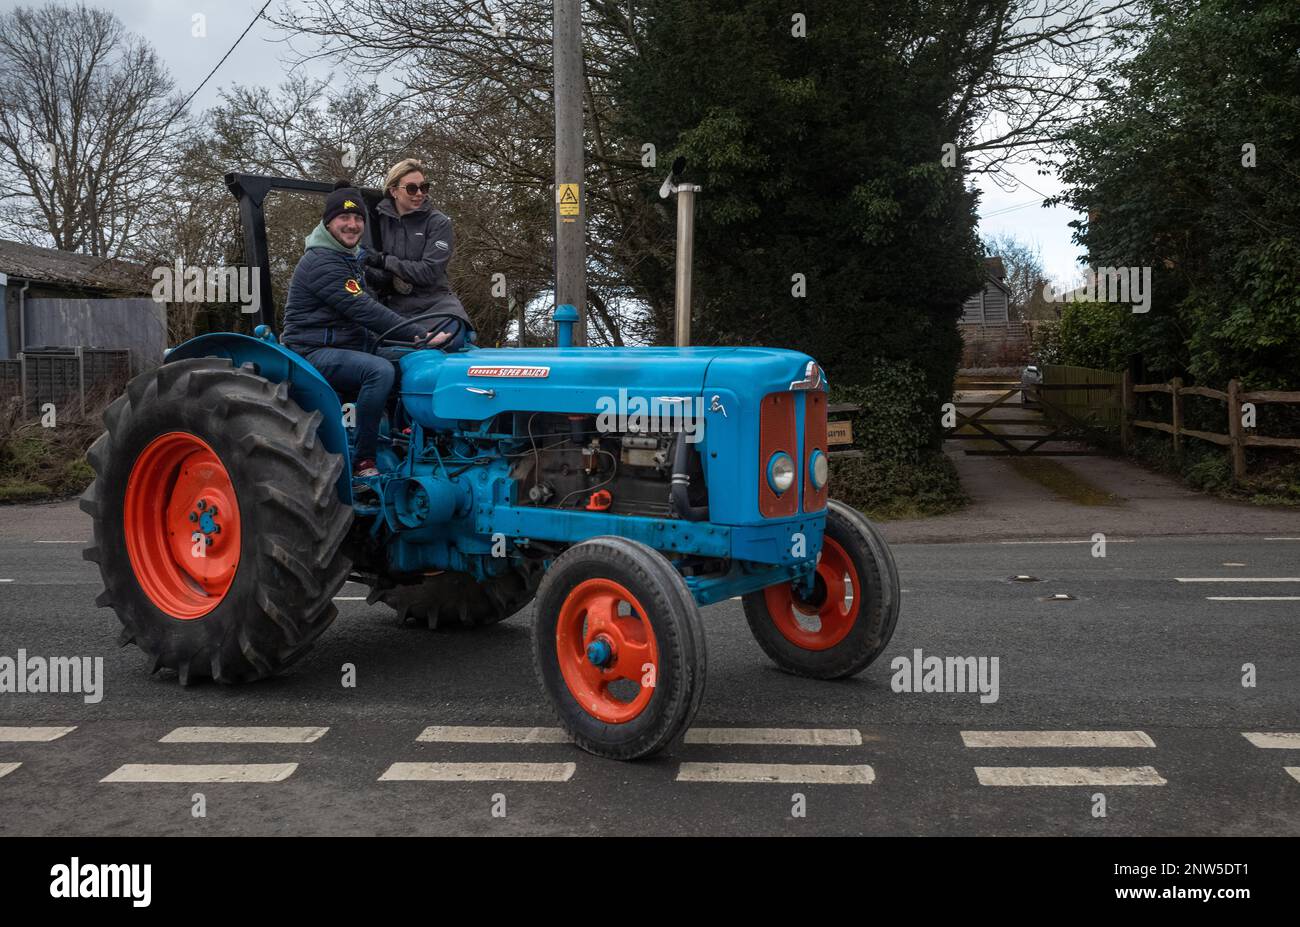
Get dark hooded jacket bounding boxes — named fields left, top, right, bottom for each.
left=281, top=221, right=427, bottom=353
left=368, top=197, right=474, bottom=345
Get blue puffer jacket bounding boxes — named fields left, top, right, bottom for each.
left=281, top=222, right=427, bottom=353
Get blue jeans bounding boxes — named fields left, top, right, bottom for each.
left=303, top=346, right=395, bottom=463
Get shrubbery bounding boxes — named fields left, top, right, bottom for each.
left=0, top=399, right=98, bottom=502
left=1056, top=0, right=1300, bottom=391
left=826, top=359, right=968, bottom=519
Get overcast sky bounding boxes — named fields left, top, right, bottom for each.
left=2, top=0, right=1085, bottom=281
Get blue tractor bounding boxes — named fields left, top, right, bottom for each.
left=82, top=174, right=900, bottom=759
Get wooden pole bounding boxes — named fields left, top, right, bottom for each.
left=1171, top=377, right=1184, bottom=462
left=553, top=0, right=586, bottom=344
left=1120, top=369, right=1133, bottom=452
left=1227, top=378, right=1246, bottom=482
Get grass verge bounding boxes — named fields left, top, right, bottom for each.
left=1005, top=457, right=1120, bottom=506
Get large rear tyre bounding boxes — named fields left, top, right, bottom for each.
left=368, top=560, right=543, bottom=629
left=532, top=537, right=706, bottom=759
left=743, top=500, right=900, bottom=679
left=81, top=357, right=353, bottom=684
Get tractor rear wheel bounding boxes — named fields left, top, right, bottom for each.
left=368, top=560, right=543, bottom=629
left=532, top=537, right=706, bottom=759
left=82, top=357, right=353, bottom=684
left=742, top=500, right=900, bottom=679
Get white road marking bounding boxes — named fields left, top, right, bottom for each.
left=998, top=539, right=1134, bottom=545
left=1222, top=562, right=1247, bottom=566
left=1206, top=597, right=1300, bottom=601
left=1287, top=768, right=1300, bottom=785
left=101, top=763, right=298, bottom=783
left=685, top=728, right=863, bottom=746
left=0, top=763, right=20, bottom=779
left=333, top=596, right=367, bottom=601
left=1264, top=537, right=1300, bottom=541
left=0, top=580, right=97, bottom=586
left=0, top=726, right=76, bottom=742
left=1176, top=577, right=1300, bottom=582
left=35, top=540, right=80, bottom=544
left=417, top=726, right=569, bottom=744
left=1242, top=732, right=1300, bottom=749
left=975, top=766, right=1166, bottom=786
left=160, top=726, right=328, bottom=744
left=379, top=762, right=576, bottom=782
left=676, top=763, right=875, bottom=784
left=961, top=730, right=1154, bottom=749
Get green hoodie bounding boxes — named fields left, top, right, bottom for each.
left=305, top=221, right=359, bottom=255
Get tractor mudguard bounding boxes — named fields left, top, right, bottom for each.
left=165, top=332, right=352, bottom=504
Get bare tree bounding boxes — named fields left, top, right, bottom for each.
left=0, top=2, right=186, bottom=258
left=271, top=0, right=667, bottom=344
left=945, top=0, right=1145, bottom=186
left=983, top=230, right=1051, bottom=319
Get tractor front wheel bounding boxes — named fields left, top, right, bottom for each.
left=532, top=537, right=706, bottom=759
left=82, top=358, right=354, bottom=684
left=743, top=500, right=900, bottom=679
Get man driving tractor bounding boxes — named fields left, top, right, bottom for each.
left=280, top=185, right=448, bottom=482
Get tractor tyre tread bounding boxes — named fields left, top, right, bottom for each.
left=83, top=357, right=352, bottom=685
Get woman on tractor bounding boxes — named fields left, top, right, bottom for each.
left=362, top=158, right=476, bottom=349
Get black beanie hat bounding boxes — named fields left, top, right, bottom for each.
left=323, top=183, right=366, bottom=226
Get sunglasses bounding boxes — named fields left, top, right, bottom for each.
left=397, top=182, right=430, bottom=195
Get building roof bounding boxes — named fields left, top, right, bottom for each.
left=982, top=256, right=1011, bottom=295
left=0, top=239, right=152, bottom=296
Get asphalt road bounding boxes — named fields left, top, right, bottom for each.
left=1, top=506, right=1298, bottom=836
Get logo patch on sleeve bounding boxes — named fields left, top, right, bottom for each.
left=344, top=278, right=361, bottom=295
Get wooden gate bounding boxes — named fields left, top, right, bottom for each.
left=948, top=377, right=1117, bottom=456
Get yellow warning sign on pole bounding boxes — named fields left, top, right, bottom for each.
left=558, top=183, right=580, bottom=217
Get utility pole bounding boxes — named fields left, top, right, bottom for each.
left=553, top=0, right=586, bottom=345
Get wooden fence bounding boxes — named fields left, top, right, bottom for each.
left=0, top=348, right=131, bottom=417
left=1122, top=372, right=1300, bottom=481
left=1040, top=365, right=1123, bottom=428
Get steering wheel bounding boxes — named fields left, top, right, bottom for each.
left=371, top=311, right=469, bottom=353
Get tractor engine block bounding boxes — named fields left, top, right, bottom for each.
left=499, top=412, right=706, bottom=518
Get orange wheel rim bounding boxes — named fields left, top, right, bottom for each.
left=764, top=535, right=859, bottom=650
left=555, top=578, right=660, bottom=724
left=124, top=432, right=241, bottom=619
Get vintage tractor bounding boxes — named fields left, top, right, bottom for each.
left=81, top=174, right=900, bottom=759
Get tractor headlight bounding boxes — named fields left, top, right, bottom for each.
left=767, top=452, right=796, bottom=495
left=809, top=449, right=828, bottom=490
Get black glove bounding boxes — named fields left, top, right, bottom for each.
left=364, top=267, right=392, bottom=291
left=362, top=250, right=387, bottom=269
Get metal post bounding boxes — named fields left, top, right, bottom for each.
left=234, top=189, right=274, bottom=333
left=76, top=345, right=85, bottom=416
left=553, top=0, right=586, bottom=345
left=674, top=185, right=698, bottom=347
